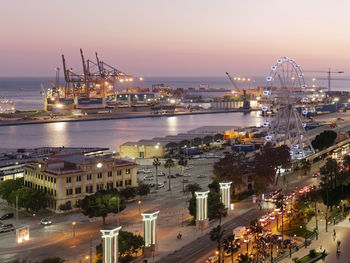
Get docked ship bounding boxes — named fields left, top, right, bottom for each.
left=42, top=49, right=148, bottom=111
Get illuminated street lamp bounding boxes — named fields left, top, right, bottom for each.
left=72, top=221, right=76, bottom=237
left=138, top=200, right=142, bottom=214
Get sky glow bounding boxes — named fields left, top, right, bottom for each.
left=1, top=0, right=350, bottom=76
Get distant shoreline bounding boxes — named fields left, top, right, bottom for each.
left=0, top=109, right=258, bottom=127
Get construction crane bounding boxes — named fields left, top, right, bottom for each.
left=304, top=68, right=344, bottom=96
left=225, top=72, right=250, bottom=109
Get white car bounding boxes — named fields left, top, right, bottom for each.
left=40, top=219, right=52, bottom=225
left=143, top=175, right=153, bottom=181
left=143, top=169, right=152, bottom=174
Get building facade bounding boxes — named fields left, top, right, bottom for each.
left=23, top=155, right=138, bottom=212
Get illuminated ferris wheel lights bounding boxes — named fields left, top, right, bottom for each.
left=294, top=64, right=300, bottom=68
left=265, top=136, right=272, bottom=141
left=301, top=84, right=307, bottom=89
left=271, top=65, right=277, bottom=71
left=263, top=90, right=271, bottom=96
left=262, top=106, right=269, bottom=112
left=298, top=74, right=304, bottom=78
left=263, top=121, right=270, bottom=127
left=302, top=97, right=308, bottom=102
left=302, top=109, right=308, bottom=115
left=266, top=76, right=273, bottom=81
left=277, top=59, right=283, bottom=63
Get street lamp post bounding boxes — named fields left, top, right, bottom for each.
left=72, top=221, right=76, bottom=237
left=138, top=200, right=142, bottom=214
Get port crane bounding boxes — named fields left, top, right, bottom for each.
left=304, top=69, right=344, bottom=96
left=225, top=72, right=250, bottom=109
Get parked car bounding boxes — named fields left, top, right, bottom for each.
left=143, top=169, right=153, bottom=174
left=156, top=183, right=165, bottom=188
left=0, top=224, right=15, bottom=233
left=167, top=174, right=176, bottom=178
left=40, top=219, right=52, bottom=225
left=175, top=173, right=182, bottom=177
left=158, top=172, right=166, bottom=176
left=143, top=175, right=153, bottom=181
left=0, top=213, right=14, bottom=220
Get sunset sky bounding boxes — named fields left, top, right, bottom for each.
left=1, top=0, right=350, bottom=77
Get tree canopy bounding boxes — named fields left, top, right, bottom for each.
left=9, top=188, right=48, bottom=212
left=185, top=183, right=202, bottom=197
left=312, top=130, right=337, bottom=151
left=0, top=178, right=23, bottom=201
left=79, top=190, right=125, bottom=225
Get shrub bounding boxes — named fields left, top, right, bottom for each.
left=59, top=201, right=72, bottom=211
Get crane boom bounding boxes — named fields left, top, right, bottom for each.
left=225, top=72, right=239, bottom=90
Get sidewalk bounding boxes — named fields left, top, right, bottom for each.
left=280, top=215, right=350, bottom=263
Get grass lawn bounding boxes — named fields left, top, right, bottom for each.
left=279, top=216, right=314, bottom=239
left=296, top=252, right=321, bottom=263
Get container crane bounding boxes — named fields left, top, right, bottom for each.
left=225, top=72, right=250, bottom=109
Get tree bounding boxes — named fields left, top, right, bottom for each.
left=95, top=230, right=143, bottom=262
left=164, top=158, right=175, bottom=191
left=312, top=130, right=337, bottom=151
left=0, top=178, right=23, bottom=202
left=210, top=225, right=225, bottom=262
left=208, top=180, right=220, bottom=193
left=237, top=253, right=249, bottom=263
left=214, top=133, right=224, bottom=141
left=208, top=192, right=226, bottom=221
left=8, top=188, right=47, bottom=212
left=203, top=135, right=213, bottom=145
left=137, top=183, right=150, bottom=198
left=213, top=154, right=245, bottom=190
left=118, top=230, right=144, bottom=259
left=191, top=137, right=203, bottom=147
left=223, top=234, right=236, bottom=263
left=79, top=190, right=125, bottom=225
left=253, top=175, right=268, bottom=194
left=185, top=183, right=201, bottom=198
left=188, top=196, right=196, bottom=219
left=119, top=187, right=137, bottom=200
left=153, top=158, right=161, bottom=190
left=275, top=193, right=286, bottom=241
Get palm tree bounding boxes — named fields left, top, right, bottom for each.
left=185, top=183, right=202, bottom=197
left=237, top=253, right=249, bottom=263
left=222, top=234, right=235, bottom=263
left=153, top=158, right=161, bottom=190
left=164, top=158, right=175, bottom=191
left=210, top=225, right=225, bottom=263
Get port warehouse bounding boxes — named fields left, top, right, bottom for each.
left=119, top=125, right=267, bottom=159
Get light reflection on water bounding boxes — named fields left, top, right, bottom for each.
left=0, top=112, right=262, bottom=151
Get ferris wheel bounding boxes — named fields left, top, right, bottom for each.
left=262, top=56, right=314, bottom=159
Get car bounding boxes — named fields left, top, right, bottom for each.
left=40, top=219, right=52, bottom=225
left=0, top=213, right=14, bottom=220
left=0, top=224, right=15, bottom=233
left=175, top=173, right=183, bottom=177
left=143, top=169, right=152, bottom=174
left=158, top=172, right=166, bottom=176
left=205, top=256, right=219, bottom=263
left=156, top=183, right=165, bottom=188
left=167, top=174, right=176, bottom=178
left=143, top=175, right=153, bottom=181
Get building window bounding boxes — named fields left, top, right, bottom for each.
left=66, top=189, right=73, bottom=196
left=117, top=170, right=122, bottom=176
left=54, top=178, right=56, bottom=183
left=107, top=182, right=113, bottom=190
left=87, top=174, right=92, bottom=180
left=66, top=177, right=72, bottom=183
left=108, top=171, right=112, bottom=177
left=45, top=176, right=47, bottom=181
left=128, top=179, right=131, bottom=185
left=97, top=173, right=103, bottom=179
left=76, top=175, right=82, bottom=182
left=41, top=175, right=43, bottom=180
left=54, top=190, right=56, bottom=196
left=119, top=181, right=123, bottom=187
left=86, top=185, right=93, bottom=193
left=75, top=187, right=81, bottom=194
left=50, top=177, right=53, bottom=183
left=126, top=169, right=131, bottom=175
left=97, top=183, right=104, bottom=191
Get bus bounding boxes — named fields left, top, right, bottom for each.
left=342, top=143, right=349, bottom=155
left=332, top=148, right=342, bottom=159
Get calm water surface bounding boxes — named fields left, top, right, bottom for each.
left=0, top=112, right=262, bottom=151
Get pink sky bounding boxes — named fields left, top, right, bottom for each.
left=1, top=0, right=350, bottom=77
